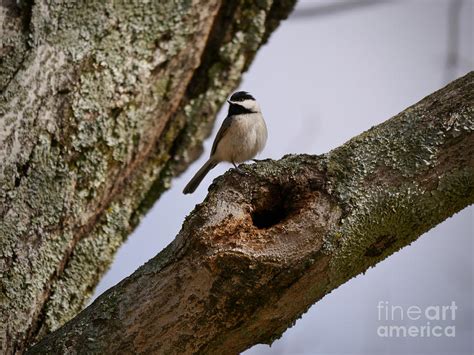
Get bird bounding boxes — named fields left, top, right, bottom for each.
left=183, top=91, right=267, bottom=194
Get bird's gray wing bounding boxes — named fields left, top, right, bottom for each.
left=211, top=116, right=234, bottom=155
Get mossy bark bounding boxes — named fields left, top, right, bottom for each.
left=28, top=73, right=473, bottom=354
left=0, top=0, right=296, bottom=353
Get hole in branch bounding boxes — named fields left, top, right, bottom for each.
left=251, top=187, right=292, bottom=229
left=252, top=205, right=287, bottom=229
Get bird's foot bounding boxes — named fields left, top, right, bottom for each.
left=232, top=162, right=247, bottom=175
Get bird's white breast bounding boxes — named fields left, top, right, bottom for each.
left=214, top=113, right=267, bottom=163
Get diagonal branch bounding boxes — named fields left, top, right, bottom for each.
left=29, top=72, right=473, bottom=354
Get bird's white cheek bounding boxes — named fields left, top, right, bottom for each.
left=240, top=99, right=260, bottom=112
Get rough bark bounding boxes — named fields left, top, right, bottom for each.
left=0, top=0, right=296, bottom=353
left=28, top=73, right=473, bottom=354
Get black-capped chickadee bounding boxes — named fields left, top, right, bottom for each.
left=183, top=91, right=267, bottom=194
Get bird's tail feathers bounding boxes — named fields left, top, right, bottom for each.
left=183, top=159, right=217, bottom=194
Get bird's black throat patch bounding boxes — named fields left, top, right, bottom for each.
left=228, top=103, right=255, bottom=116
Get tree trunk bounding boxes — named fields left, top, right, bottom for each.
left=28, top=73, right=473, bottom=354
left=0, top=1, right=296, bottom=353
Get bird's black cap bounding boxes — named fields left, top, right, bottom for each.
left=229, top=91, right=255, bottom=102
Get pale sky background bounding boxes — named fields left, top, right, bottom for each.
left=92, top=1, right=473, bottom=354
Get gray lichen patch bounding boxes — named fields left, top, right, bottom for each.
left=0, top=1, right=33, bottom=91
left=40, top=201, right=132, bottom=335
left=0, top=0, right=203, bottom=349
left=322, top=73, right=474, bottom=290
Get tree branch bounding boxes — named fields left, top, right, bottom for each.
left=28, top=73, right=474, bottom=354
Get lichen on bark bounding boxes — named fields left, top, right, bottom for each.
left=0, top=0, right=297, bottom=352
left=323, top=76, right=474, bottom=287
